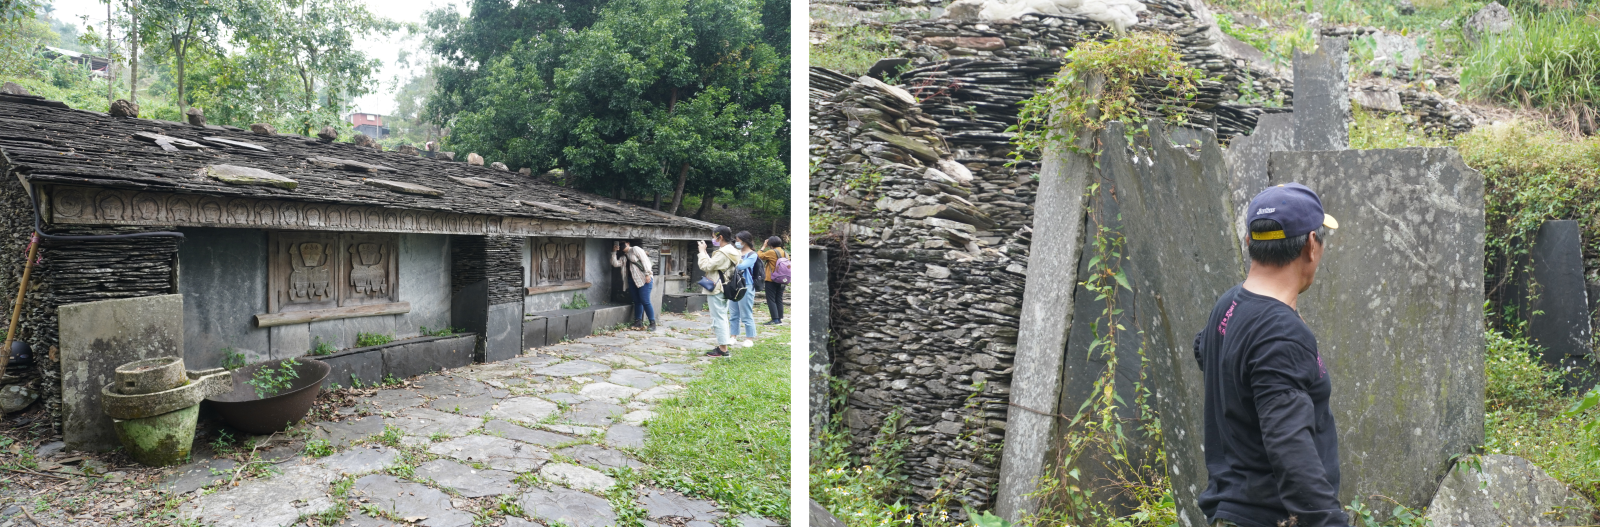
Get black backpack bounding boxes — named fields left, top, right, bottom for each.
left=720, top=253, right=748, bottom=302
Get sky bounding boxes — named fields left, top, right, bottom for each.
left=45, top=0, right=463, bottom=115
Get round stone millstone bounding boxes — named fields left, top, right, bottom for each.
left=112, top=404, right=199, bottom=467
left=114, top=357, right=186, bottom=395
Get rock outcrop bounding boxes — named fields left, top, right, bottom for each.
left=1428, top=455, right=1598, bottom=527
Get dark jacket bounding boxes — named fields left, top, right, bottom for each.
left=1195, top=284, right=1347, bottom=527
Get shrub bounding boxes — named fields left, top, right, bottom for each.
left=1484, top=330, right=1561, bottom=409
left=309, top=337, right=336, bottom=356
left=249, top=358, right=301, bottom=399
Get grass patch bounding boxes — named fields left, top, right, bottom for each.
left=356, top=332, right=396, bottom=347
left=1483, top=330, right=1600, bottom=501
left=1461, top=13, right=1600, bottom=116
left=810, top=24, right=898, bottom=76
left=640, top=325, right=790, bottom=519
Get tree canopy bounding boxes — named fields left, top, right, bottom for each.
left=423, top=0, right=789, bottom=214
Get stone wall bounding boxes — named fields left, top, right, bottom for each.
left=0, top=175, right=181, bottom=432
left=177, top=229, right=453, bottom=367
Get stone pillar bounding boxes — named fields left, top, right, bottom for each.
left=450, top=235, right=524, bottom=363
left=1292, top=36, right=1350, bottom=152
left=810, top=247, right=830, bottom=440
left=1268, top=147, right=1485, bottom=512
left=994, top=79, right=1095, bottom=520
left=1519, top=220, right=1594, bottom=368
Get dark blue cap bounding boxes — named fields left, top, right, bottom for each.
left=1246, top=183, right=1338, bottom=241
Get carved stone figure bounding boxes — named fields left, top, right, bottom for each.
left=349, top=242, right=390, bottom=296
left=288, top=242, right=333, bottom=303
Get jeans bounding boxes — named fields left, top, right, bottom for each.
left=628, top=281, right=655, bottom=324
left=708, top=294, right=731, bottom=346
left=732, top=289, right=756, bottom=338
left=764, top=281, right=784, bottom=322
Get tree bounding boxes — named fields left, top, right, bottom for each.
left=425, top=0, right=789, bottom=213
left=138, top=0, right=224, bottom=112
left=227, top=0, right=397, bottom=134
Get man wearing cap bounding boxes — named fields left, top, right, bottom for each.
left=1195, top=183, right=1347, bottom=527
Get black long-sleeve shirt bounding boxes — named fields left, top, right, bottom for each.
left=1194, top=284, right=1348, bottom=527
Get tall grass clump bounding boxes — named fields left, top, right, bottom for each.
left=811, top=24, right=897, bottom=76
left=1460, top=13, right=1600, bottom=129
left=1482, top=331, right=1600, bottom=502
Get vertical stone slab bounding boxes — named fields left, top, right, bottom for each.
left=177, top=228, right=269, bottom=368
left=1293, top=37, right=1350, bottom=152
left=399, top=234, right=452, bottom=336
left=1268, top=148, right=1485, bottom=511
left=483, top=302, right=523, bottom=362
left=60, top=294, right=184, bottom=451
left=995, top=117, right=1092, bottom=520
left=522, top=316, right=548, bottom=351
left=810, top=248, right=830, bottom=440
left=1521, top=220, right=1593, bottom=365
left=1098, top=123, right=1243, bottom=527
left=1223, top=113, right=1296, bottom=258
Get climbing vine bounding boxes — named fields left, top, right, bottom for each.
left=1008, top=34, right=1206, bottom=162
left=1023, top=180, right=1175, bottom=526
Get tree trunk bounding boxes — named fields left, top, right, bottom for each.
left=667, top=162, right=690, bottom=214
left=106, top=2, right=113, bottom=106
left=652, top=192, right=662, bottom=210
left=129, top=0, right=138, bottom=105
left=692, top=192, right=714, bottom=220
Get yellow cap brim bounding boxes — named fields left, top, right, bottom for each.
left=1323, top=214, right=1339, bottom=229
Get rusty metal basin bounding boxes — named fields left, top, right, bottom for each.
left=207, top=358, right=329, bottom=434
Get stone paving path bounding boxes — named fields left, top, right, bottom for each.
left=160, top=308, right=785, bottom=527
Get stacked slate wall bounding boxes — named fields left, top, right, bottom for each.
left=0, top=176, right=179, bottom=432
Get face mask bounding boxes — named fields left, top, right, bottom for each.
left=734, top=241, right=743, bottom=249
left=710, top=239, right=720, bottom=247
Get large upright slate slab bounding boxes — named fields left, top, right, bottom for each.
left=177, top=228, right=269, bottom=368
left=1293, top=37, right=1351, bottom=152
left=483, top=302, right=523, bottom=362
left=1223, top=113, right=1296, bottom=254
left=1090, top=122, right=1243, bottom=527
left=1519, top=220, right=1593, bottom=365
left=1268, top=147, right=1485, bottom=511
left=60, top=294, right=185, bottom=451
left=995, top=113, right=1092, bottom=520
left=811, top=248, right=830, bottom=440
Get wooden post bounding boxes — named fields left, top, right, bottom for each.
left=0, top=233, right=39, bottom=376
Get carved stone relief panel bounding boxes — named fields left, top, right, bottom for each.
left=530, top=237, right=586, bottom=287
left=340, top=233, right=399, bottom=307
left=270, top=232, right=339, bottom=313
left=47, top=185, right=707, bottom=241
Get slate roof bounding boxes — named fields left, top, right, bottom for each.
left=0, top=94, right=714, bottom=232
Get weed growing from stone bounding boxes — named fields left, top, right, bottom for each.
left=356, top=332, right=395, bottom=347
left=560, top=292, right=591, bottom=310
left=605, top=467, right=648, bottom=527
left=304, top=438, right=334, bottom=458
left=219, top=347, right=247, bottom=370
left=309, top=337, right=337, bottom=356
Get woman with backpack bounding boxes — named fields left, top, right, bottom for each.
left=731, top=231, right=759, bottom=347
left=696, top=226, right=742, bottom=357
left=610, top=240, right=655, bottom=332
left=758, top=236, right=788, bottom=324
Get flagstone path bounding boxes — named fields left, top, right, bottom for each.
left=162, top=308, right=785, bottom=527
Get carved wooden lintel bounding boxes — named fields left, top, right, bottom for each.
left=44, top=185, right=706, bottom=240
left=525, top=282, right=593, bottom=296
left=255, top=301, right=411, bottom=327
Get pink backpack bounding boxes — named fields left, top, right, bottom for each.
left=770, top=250, right=791, bottom=284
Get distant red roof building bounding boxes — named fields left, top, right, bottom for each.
left=347, top=113, right=388, bottom=139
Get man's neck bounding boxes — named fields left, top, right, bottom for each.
left=1241, top=262, right=1303, bottom=310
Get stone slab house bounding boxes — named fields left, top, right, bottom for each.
left=0, top=91, right=716, bottom=449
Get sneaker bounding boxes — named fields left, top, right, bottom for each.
left=741, top=339, right=755, bottom=348
left=764, top=320, right=781, bottom=325
left=706, top=349, right=730, bottom=357
left=648, top=321, right=657, bottom=332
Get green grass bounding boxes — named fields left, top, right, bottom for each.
left=1482, top=330, right=1600, bottom=502
left=356, top=332, right=395, bottom=348
left=810, top=24, right=898, bottom=76
left=1461, top=12, right=1600, bottom=111
left=640, top=325, right=790, bottom=519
